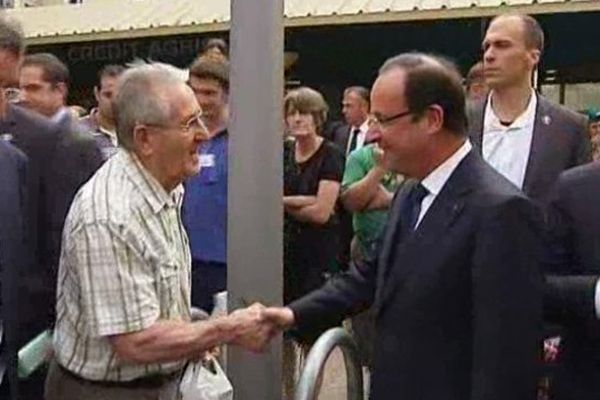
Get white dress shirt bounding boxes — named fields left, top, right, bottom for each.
left=416, top=140, right=473, bottom=228
left=482, top=90, right=537, bottom=189
left=347, top=119, right=369, bottom=155
left=595, top=281, right=600, bottom=319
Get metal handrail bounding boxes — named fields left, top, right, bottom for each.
left=295, top=327, right=364, bottom=400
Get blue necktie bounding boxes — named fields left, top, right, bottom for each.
left=401, top=183, right=429, bottom=235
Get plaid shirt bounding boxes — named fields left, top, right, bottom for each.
left=54, top=149, right=192, bottom=381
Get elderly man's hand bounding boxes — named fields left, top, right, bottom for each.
left=227, top=303, right=279, bottom=352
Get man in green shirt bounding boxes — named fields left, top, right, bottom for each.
left=340, top=139, right=402, bottom=376
left=342, top=143, right=402, bottom=261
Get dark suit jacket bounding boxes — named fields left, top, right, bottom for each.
left=322, top=121, right=351, bottom=154
left=468, top=95, right=591, bottom=203
left=322, top=121, right=355, bottom=268
left=0, top=105, right=103, bottom=346
left=0, top=141, right=28, bottom=400
left=544, top=162, right=600, bottom=400
left=290, top=150, right=543, bottom=400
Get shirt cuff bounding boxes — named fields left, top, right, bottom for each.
left=595, top=278, right=600, bottom=319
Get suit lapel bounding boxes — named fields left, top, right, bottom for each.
left=375, top=152, right=478, bottom=315
left=373, top=182, right=414, bottom=311
left=522, top=96, right=552, bottom=196
left=378, top=183, right=413, bottom=278
left=332, top=124, right=347, bottom=152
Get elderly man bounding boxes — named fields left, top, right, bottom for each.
left=265, top=53, right=543, bottom=400
left=0, top=16, right=101, bottom=399
left=45, top=63, right=270, bottom=400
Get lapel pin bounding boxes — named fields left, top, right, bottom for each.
left=542, top=115, right=551, bottom=126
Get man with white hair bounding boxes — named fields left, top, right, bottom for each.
left=45, top=63, right=272, bottom=400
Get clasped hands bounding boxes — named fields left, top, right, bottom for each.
left=224, top=303, right=295, bottom=353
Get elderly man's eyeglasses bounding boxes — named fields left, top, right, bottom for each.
left=147, top=110, right=209, bottom=137
left=370, top=110, right=413, bottom=128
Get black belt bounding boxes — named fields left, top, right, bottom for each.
left=57, top=362, right=181, bottom=389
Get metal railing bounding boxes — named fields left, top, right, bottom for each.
left=295, top=327, right=364, bottom=400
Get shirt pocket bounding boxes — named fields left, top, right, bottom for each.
left=158, top=260, right=183, bottom=318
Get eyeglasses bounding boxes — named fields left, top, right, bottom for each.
left=146, top=110, right=209, bottom=138
left=370, top=110, right=413, bottom=128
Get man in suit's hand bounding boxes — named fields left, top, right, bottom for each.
left=228, top=306, right=295, bottom=353
left=263, top=307, right=295, bottom=330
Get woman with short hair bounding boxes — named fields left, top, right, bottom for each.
left=282, top=87, right=344, bottom=398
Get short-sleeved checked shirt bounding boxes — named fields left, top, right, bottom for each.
left=54, top=149, right=192, bottom=381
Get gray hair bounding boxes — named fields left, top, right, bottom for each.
left=344, top=86, right=370, bottom=105
left=0, top=16, right=25, bottom=55
left=114, top=62, right=188, bottom=150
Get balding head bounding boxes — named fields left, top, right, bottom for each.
left=483, top=14, right=542, bottom=89
left=490, top=14, right=544, bottom=53
left=378, top=53, right=467, bottom=136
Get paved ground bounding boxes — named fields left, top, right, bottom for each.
left=317, top=348, right=346, bottom=399
left=315, top=348, right=369, bottom=400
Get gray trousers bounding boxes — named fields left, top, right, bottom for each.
left=44, top=360, right=180, bottom=400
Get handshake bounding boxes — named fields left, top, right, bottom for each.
left=221, top=304, right=296, bottom=353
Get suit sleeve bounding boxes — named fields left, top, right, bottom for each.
left=77, top=134, right=104, bottom=184
left=543, top=171, right=598, bottom=323
left=543, top=172, right=576, bottom=274
left=288, top=254, right=378, bottom=337
left=573, top=114, right=592, bottom=166
left=471, top=196, right=543, bottom=400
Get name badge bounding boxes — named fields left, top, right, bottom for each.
left=199, top=154, right=216, bottom=168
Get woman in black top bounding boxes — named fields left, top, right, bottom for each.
left=282, top=87, right=344, bottom=398
left=283, top=87, right=344, bottom=334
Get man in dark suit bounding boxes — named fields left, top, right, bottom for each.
left=469, top=14, right=590, bottom=204
left=261, top=53, right=543, bottom=400
left=324, top=86, right=372, bottom=272
left=0, top=17, right=103, bottom=399
left=324, top=86, right=371, bottom=156
left=543, top=163, right=600, bottom=400
left=17, top=52, right=104, bottom=329
left=0, top=140, right=28, bottom=400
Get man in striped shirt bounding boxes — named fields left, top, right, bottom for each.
left=45, top=63, right=272, bottom=400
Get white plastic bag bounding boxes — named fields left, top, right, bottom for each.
left=179, top=356, right=233, bottom=400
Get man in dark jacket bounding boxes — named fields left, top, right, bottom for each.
left=0, top=17, right=102, bottom=399
left=262, top=52, right=543, bottom=400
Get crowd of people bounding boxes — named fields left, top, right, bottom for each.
left=0, top=10, right=600, bottom=400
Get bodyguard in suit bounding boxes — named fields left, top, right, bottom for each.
left=469, top=14, right=590, bottom=203
left=324, top=86, right=370, bottom=156
left=0, top=141, right=28, bottom=400
left=325, top=86, right=372, bottom=271
left=263, top=53, right=543, bottom=400
left=18, top=52, right=104, bottom=326
left=543, top=163, right=600, bottom=400
left=0, top=18, right=102, bottom=399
